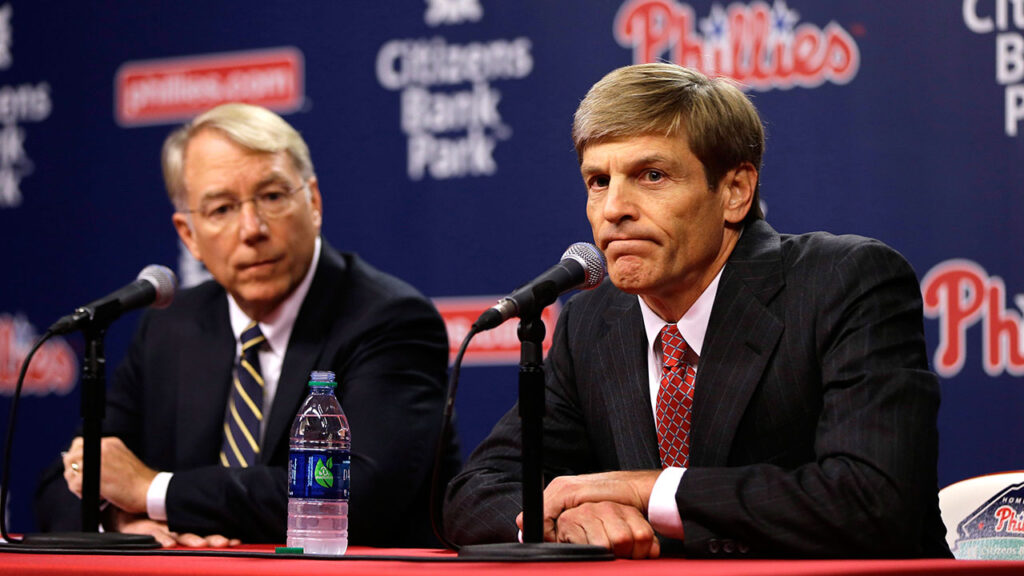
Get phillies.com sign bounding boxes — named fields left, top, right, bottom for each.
left=115, top=47, right=304, bottom=127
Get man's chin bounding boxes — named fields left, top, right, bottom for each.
left=607, top=273, right=651, bottom=295
left=607, top=262, right=655, bottom=294
left=231, top=283, right=290, bottom=315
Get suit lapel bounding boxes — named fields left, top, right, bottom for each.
left=176, top=289, right=235, bottom=468
left=594, top=290, right=662, bottom=470
left=690, top=221, right=785, bottom=467
left=262, top=244, right=348, bottom=461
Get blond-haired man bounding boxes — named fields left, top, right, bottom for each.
left=446, top=64, right=949, bottom=559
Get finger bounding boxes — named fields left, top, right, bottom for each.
left=203, top=534, right=231, bottom=548
left=606, top=506, right=657, bottom=559
left=541, top=476, right=572, bottom=525
left=594, top=510, right=635, bottom=558
left=63, top=468, right=83, bottom=498
left=610, top=504, right=660, bottom=559
left=176, top=533, right=207, bottom=548
left=63, top=443, right=82, bottom=471
left=648, top=536, right=661, bottom=559
left=579, top=516, right=612, bottom=551
left=554, top=514, right=589, bottom=546
left=516, top=509, right=555, bottom=543
left=139, top=527, right=176, bottom=548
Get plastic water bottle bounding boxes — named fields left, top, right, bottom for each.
left=286, top=370, right=350, bottom=555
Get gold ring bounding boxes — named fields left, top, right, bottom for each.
left=70, top=462, right=80, bottom=473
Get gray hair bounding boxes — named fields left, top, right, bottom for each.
left=162, top=103, right=314, bottom=210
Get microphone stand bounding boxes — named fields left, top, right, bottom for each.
left=20, top=319, right=157, bottom=549
left=459, top=313, right=610, bottom=561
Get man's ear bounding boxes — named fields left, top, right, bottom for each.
left=306, top=177, right=323, bottom=231
left=720, top=162, right=758, bottom=225
left=172, top=212, right=203, bottom=262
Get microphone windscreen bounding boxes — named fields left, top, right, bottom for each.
left=138, top=264, right=178, bottom=309
left=562, top=242, right=606, bottom=290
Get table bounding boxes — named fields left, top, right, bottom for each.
left=2, top=545, right=1024, bottom=576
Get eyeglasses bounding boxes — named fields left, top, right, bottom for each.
left=181, top=182, right=307, bottom=230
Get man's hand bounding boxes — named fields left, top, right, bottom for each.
left=515, top=470, right=663, bottom=558
left=62, top=436, right=158, bottom=514
left=554, top=501, right=661, bottom=558
left=104, top=508, right=240, bottom=548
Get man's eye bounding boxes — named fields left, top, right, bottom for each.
left=261, top=191, right=287, bottom=204
left=590, top=176, right=610, bottom=189
left=644, top=170, right=664, bottom=182
left=204, top=202, right=235, bottom=218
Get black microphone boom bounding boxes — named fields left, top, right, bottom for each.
left=48, top=264, right=178, bottom=335
left=473, top=242, right=606, bottom=332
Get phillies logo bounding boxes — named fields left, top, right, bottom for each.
left=955, top=481, right=1024, bottom=558
left=0, top=313, right=77, bottom=396
left=922, top=259, right=1024, bottom=378
left=994, top=506, right=1024, bottom=535
left=433, top=297, right=560, bottom=366
left=614, top=0, right=860, bottom=90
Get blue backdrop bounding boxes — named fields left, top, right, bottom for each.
left=1, top=0, right=1022, bottom=535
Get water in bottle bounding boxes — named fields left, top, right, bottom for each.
left=287, top=370, right=350, bottom=555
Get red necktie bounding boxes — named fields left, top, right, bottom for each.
left=656, top=324, right=697, bottom=468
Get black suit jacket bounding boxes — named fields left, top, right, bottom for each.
left=36, top=243, right=461, bottom=546
left=445, top=220, right=950, bottom=558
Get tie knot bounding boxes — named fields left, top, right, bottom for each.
left=241, top=322, right=265, bottom=351
left=659, top=324, right=689, bottom=368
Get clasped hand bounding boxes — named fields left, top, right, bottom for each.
left=514, top=470, right=663, bottom=559
left=62, top=436, right=238, bottom=548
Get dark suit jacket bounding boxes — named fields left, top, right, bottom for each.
left=36, top=242, right=461, bottom=546
left=445, top=220, right=950, bottom=558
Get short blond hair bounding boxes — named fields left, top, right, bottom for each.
left=573, top=63, right=764, bottom=222
left=162, top=103, right=314, bottom=210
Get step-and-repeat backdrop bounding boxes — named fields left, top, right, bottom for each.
left=1, top=1, right=1022, bottom=535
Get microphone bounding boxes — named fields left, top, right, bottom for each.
left=473, top=242, right=606, bottom=332
left=49, top=264, right=178, bottom=335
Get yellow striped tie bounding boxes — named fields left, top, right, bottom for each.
left=221, top=321, right=265, bottom=467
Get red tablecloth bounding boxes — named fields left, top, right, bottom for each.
left=2, top=545, right=1024, bottom=576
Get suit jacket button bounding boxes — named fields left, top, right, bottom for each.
left=708, top=539, right=720, bottom=553
left=723, top=540, right=736, bottom=554
left=739, top=543, right=750, bottom=554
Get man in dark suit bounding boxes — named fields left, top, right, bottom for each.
left=35, top=103, right=460, bottom=547
left=444, top=63, right=950, bottom=558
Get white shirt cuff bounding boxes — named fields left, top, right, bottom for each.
left=648, top=467, right=686, bottom=540
left=146, top=472, right=172, bottom=522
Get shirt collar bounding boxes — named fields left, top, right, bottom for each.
left=638, top=264, right=724, bottom=359
left=228, top=237, right=322, bottom=354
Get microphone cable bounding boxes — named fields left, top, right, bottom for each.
left=428, top=325, right=479, bottom=551
left=0, top=329, right=55, bottom=544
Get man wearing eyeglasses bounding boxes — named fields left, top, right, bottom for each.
left=35, top=103, right=460, bottom=548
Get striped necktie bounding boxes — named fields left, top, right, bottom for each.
left=221, top=321, right=265, bottom=467
left=656, top=324, right=698, bottom=468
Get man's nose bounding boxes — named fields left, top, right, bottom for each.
left=603, top=178, right=637, bottom=223
left=238, top=200, right=268, bottom=239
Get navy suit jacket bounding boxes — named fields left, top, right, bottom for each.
left=445, top=220, right=950, bottom=558
left=36, top=243, right=460, bottom=546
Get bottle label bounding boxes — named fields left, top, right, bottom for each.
left=288, top=449, right=350, bottom=500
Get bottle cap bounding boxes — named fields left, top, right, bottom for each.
left=308, top=370, right=337, bottom=387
